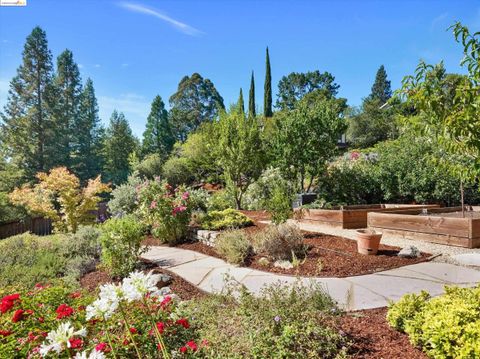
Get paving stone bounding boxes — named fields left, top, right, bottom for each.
left=198, top=266, right=254, bottom=293
left=452, top=253, right=480, bottom=267
left=170, top=257, right=231, bottom=285
left=403, top=262, right=480, bottom=284
left=142, top=247, right=207, bottom=268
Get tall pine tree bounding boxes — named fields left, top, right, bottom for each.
left=369, top=65, right=392, bottom=103
left=237, top=88, right=245, bottom=115
left=264, top=47, right=273, bottom=117
left=142, top=95, right=174, bottom=159
left=248, top=71, right=256, bottom=118
left=50, top=49, right=83, bottom=168
left=72, top=78, right=103, bottom=181
left=0, top=26, right=55, bottom=179
left=102, top=111, right=137, bottom=185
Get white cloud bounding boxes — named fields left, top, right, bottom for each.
left=97, top=93, right=149, bottom=136
left=118, top=2, right=203, bottom=36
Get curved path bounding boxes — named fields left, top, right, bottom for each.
left=142, top=246, right=480, bottom=311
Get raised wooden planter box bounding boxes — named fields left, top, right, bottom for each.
left=368, top=207, right=480, bottom=248
left=294, top=204, right=440, bottom=229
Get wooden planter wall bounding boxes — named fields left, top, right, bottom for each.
left=294, top=204, right=440, bottom=229
left=367, top=207, right=480, bottom=248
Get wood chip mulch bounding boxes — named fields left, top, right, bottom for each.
left=338, top=307, right=427, bottom=359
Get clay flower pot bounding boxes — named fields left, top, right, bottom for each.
left=356, top=229, right=382, bottom=255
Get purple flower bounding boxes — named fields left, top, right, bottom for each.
left=274, top=315, right=281, bottom=323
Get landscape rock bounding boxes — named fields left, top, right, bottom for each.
left=157, top=274, right=173, bottom=287
left=273, top=260, right=294, bottom=270
left=397, top=245, right=421, bottom=258
left=258, top=257, right=270, bottom=266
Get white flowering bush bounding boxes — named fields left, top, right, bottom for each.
left=0, top=271, right=207, bottom=358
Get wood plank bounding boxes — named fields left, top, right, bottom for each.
left=368, top=212, right=470, bottom=238
left=371, top=227, right=472, bottom=248
left=470, top=218, right=480, bottom=239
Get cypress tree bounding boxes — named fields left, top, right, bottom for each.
left=264, top=47, right=273, bottom=117
left=248, top=71, right=256, bottom=118
left=369, top=65, right=392, bottom=103
left=142, top=95, right=174, bottom=159
left=72, top=78, right=103, bottom=181
left=238, top=88, right=245, bottom=115
left=0, top=26, right=55, bottom=179
left=51, top=49, right=83, bottom=168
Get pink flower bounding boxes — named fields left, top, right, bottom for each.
left=95, top=342, right=108, bottom=352
left=182, top=192, right=189, bottom=200
left=172, top=206, right=187, bottom=216
left=150, top=201, right=157, bottom=209
left=350, top=151, right=360, bottom=160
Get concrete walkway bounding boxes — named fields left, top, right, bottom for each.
left=142, top=246, right=480, bottom=311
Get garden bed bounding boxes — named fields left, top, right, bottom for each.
left=368, top=206, right=480, bottom=248
left=295, top=204, right=441, bottom=229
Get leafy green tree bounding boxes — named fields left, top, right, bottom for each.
left=215, top=109, right=264, bottom=209
left=249, top=71, right=256, bottom=118
left=264, top=47, right=273, bottom=117
left=237, top=88, right=245, bottom=114
left=400, top=23, right=480, bottom=213
left=169, top=73, right=224, bottom=140
left=102, top=111, right=138, bottom=185
left=0, top=27, right=56, bottom=179
left=50, top=49, right=82, bottom=168
left=276, top=70, right=340, bottom=110
left=142, top=95, right=174, bottom=159
left=369, top=65, right=392, bottom=103
left=72, top=78, right=103, bottom=181
left=274, top=94, right=346, bottom=192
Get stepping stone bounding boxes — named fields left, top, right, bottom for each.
left=452, top=253, right=480, bottom=267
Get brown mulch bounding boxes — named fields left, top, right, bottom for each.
left=80, top=260, right=206, bottom=300
left=338, top=307, right=427, bottom=359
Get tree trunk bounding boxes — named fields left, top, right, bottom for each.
left=460, top=180, right=465, bottom=218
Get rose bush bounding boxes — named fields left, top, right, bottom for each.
left=136, top=179, right=192, bottom=244
left=0, top=272, right=205, bottom=358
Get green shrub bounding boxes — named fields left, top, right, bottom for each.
left=0, top=227, right=101, bottom=288
left=99, top=215, right=146, bottom=277
left=251, top=224, right=306, bottom=261
left=215, top=230, right=252, bottom=265
left=134, top=153, right=163, bottom=179
left=162, top=156, right=194, bottom=186
left=388, top=286, right=480, bottom=359
left=207, top=189, right=236, bottom=211
left=136, top=179, right=192, bottom=244
left=188, top=188, right=210, bottom=212
left=386, top=290, right=430, bottom=332
left=108, top=175, right=142, bottom=217
left=201, top=209, right=253, bottom=230
left=265, top=182, right=293, bottom=225
left=183, top=281, right=348, bottom=358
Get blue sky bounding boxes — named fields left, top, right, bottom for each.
left=0, top=0, right=479, bottom=136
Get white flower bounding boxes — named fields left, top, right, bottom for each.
left=121, top=270, right=161, bottom=302
left=74, top=349, right=106, bottom=359
left=86, top=297, right=118, bottom=320
left=99, top=283, right=124, bottom=303
left=39, top=322, right=87, bottom=356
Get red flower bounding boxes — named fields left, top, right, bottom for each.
left=95, top=342, right=108, bottom=352
left=122, top=339, right=129, bottom=346
left=156, top=322, right=165, bottom=334
left=160, top=296, right=172, bottom=308
left=56, top=304, right=74, bottom=319
left=179, top=346, right=187, bottom=354
left=201, top=339, right=209, bottom=347
left=68, top=338, right=83, bottom=349
left=69, top=292, right=82, bottom=299
left=34, top=283, right=45, bottom=290
left=12, top=309, right=24, bottom=323
left=186, top=341, right=198, bottom=351
left=0, top=294, right=20, bottom=314
left=176, top=318, right=190, bottom=329
left=0, top=330, right=12, bottom=337
left=129, top=327, right=138, bottom=334
left=3, top=294, right=20, bottom=302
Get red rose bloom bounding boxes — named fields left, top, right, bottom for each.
left=0, top=330, right=12, bottom=337
left=176, top=318, right=190, bottom=329
left=68, top=338, right=83, bottom=349
left=12, top=309, right=24, bottom=323
left=56, top=304, right=74, bottom=319
left=186, top=341, right=198, bottom=351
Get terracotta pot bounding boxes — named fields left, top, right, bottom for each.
left=356, top=229, right=382, bottom=255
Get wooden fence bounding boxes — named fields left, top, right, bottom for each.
left=0, top=217, right=53, bottom=239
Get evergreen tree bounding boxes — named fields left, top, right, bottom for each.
left=169, top=73, right=224, bottom=140
left=248, top=71, right=256, bottom=118
left=369, top=65, right=392, bottom=103
left=142, top=95, right=174, bottom=159
left=264, top=47, right=273, bottom=117
left=72, top=78, right=103, bottom=181
left=102, top=111, right=137, bottom=185
left=50, top=49, right=82, bottom=168
left=0, top=26, right=55, bottom=179
left=237, top=88, right=245, bottom=114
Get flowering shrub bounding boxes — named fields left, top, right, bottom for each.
left=0, top=272, right=205, bottom=358
left=99, top=215, right=146, bottom=277
left=136, top=179, right=192, bottom=244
